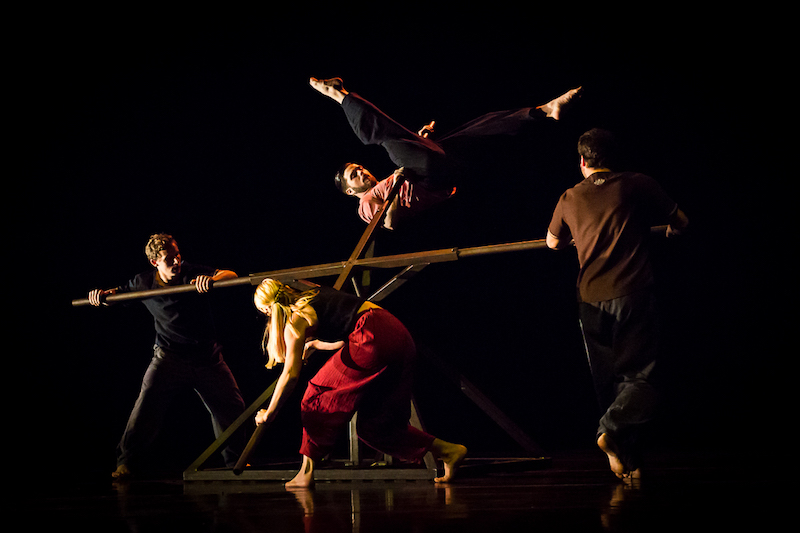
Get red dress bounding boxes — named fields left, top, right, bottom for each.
left=298, top=287, right=434, bottom=462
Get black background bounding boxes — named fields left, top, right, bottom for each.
left=17, top=9, right=772, bottom=479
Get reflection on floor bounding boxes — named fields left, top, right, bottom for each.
left=24, top=449, right=779, bottom=532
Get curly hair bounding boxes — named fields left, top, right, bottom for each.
left=144, top=233, right=175, bottom=262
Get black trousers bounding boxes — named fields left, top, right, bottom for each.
left=342, top=92, right=548, bottom=190
left=117, top=345, right=246, bottom=470
left=579, top=287, right=661, bottom=470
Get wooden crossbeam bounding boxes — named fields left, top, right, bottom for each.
left=72, top=226, right=668, bottom=307
left=70, top=242, right=521, bottom=306
left=191, top=225, right=669, bottom=479
left=73, top=200, right=669, bottom=480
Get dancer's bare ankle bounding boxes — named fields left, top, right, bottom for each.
left=309, top=77, right=348, bottom=104
left=597, top=433, right=627, bottom=479
left=538, top=86, right=582, bottom=120
left=111, top=464, right=132, bottom=482
left=285, top=455, right=315, bottom=489
left=431, top=439, right=468, bottom=483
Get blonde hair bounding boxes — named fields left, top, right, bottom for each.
left=254, top=279, right=318, bottom=369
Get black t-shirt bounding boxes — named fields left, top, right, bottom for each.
left=118, top=262, right=220, bottom=356
left=307, top=286, right=366, bottom=342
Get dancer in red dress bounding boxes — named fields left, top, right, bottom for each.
left=253, top=279, right=467, bottom=488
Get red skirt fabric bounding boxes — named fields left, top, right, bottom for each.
left=299, top=308, right=435, bottom=462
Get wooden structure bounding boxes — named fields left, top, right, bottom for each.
left=72, top=175, right=668, bottom=482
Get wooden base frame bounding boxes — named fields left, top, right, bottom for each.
left=72, top=176, right=668, bottom=482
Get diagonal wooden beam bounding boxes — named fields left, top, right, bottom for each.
left=333, top=173, right=406, bottom=289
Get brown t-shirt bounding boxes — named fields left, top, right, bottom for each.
left=548, top=171, right=677, bottom=303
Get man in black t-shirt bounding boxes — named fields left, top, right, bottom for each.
left=88, top=234, right=245, bottom=480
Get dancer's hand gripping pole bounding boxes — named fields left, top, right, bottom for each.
left=233, top=421, right=269, bottom=475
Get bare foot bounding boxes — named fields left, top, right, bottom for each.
left=538, top=86, right=582, bottom=120
left=624, top=468, right=642, bottom=487
left=431, top=439, right=468, bottom=483
left=597, top=433, right=630, bottom=479
left=285, top=455, right=315, bottom=490
left=309, top=77, right=348, bottom=104
left=111, top=464, right=132, bottom=482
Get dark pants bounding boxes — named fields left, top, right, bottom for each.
left=579, top=288, right=661, bottom=471
left=299, top=309, right=435, bottom=463
left=117, top=345, right=246, bottom=470
left=343, top=92, right=548, bottom=191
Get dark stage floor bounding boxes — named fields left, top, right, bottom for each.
left=22, top=448, right=779, bottom=532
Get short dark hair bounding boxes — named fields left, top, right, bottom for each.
left=577, top=128, right=620, bottom=169
left=333, top=162, right=354, bottom=194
